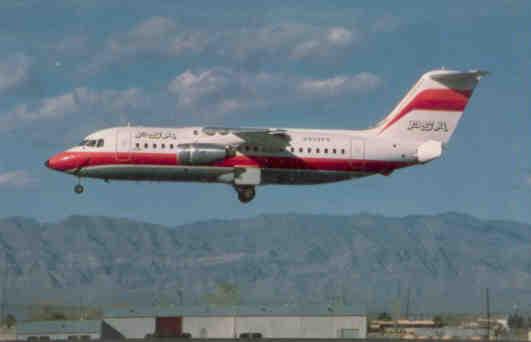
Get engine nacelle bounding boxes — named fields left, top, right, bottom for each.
left=177, top=143, right=234, bottom=165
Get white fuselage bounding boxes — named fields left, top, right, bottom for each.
left=46, top=126, right=418, bottom=185
left=45, top=69, right=485, bottom=202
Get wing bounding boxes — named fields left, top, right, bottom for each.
left=202, top=127, right=291, bottom=148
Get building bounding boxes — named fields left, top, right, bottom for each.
left=370, top=319, right=437, bottom=332
left=103, top=308, right=367, bottom=339
left=406, top=327, right=488, bottom=340
left=16, top=320, right=101, bottom=341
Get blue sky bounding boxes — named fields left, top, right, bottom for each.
left=0, top=1, right=529, bottom=225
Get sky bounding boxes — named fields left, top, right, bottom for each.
left=0, top=1, right=529, bottom=226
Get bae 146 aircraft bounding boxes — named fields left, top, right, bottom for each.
left=45, top=69, right=486, bottom=203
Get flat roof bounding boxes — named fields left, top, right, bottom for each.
left=16, top=320, right=101, bottom=335
left=105, top=305, right=366, bottom=319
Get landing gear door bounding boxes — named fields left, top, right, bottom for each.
left=115, top=127, right=132, bottom=161
left=350, top=138, right=365, bottom=171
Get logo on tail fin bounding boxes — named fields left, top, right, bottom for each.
left=375, top=69, right=487, bottom=144
left=378, top=88, right=471, bottom=134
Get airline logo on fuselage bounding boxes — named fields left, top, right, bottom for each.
left=407, top=120, right=448, bottom=132
left=135, top=131, right=177, bottom=140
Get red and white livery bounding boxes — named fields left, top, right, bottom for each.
left=45, top=69, right=487, bottom=203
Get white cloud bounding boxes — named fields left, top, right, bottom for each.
left=168, top=68, right=268, bottom=117
left=289, top=26, right=361, bottom=60
left=327, top=27, right=355, bottom=46
left=86, top=16, right=210, bottom=73
left=0, top=87, right=148, bottom=130
left=0, top=53, right=32, bottom=94
left=298, top=72, right=382, bottom=97
left=1, top=67, right=381, bottom=131
left=168, top=67, right=381, bottom=117
left=0, top=170, right=34, bottom=189
left=88, top=19, right=364, bottom=71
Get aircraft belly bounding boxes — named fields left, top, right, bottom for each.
left=79, top=165, right=234, bottom=183
left=261, top=169, right=366, bottom=185
left=79, top=165, right=370, bottom=185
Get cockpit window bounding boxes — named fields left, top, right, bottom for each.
left=79, top=139, right=104, bottom=147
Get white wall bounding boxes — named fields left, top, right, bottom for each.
left=182, top=315, right=366, bottom=339
left=104, top=317, right=155, bottom=339
left=183, top=316, right=235, bottom=338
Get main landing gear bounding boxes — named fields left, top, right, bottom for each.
left=234, top=185, right=255, bottom=203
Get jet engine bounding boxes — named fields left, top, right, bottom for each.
left=177, top=143, right=234, bottom=165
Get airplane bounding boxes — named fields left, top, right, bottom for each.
left=45, top=69, right=487, bottom=203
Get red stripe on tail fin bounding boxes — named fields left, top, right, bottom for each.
left=379, top=88, right=472, bottom=134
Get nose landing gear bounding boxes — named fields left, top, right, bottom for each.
left=234, top=185, right=255, bottom=203
left=74, top=183, right=84, bottom=194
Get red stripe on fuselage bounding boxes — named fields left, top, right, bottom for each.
left=49, top=151, right=413, bottom=174
left=379, top=88, right=472, bottom=134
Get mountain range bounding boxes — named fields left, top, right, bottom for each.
left=1, top=212, right=530, bottom=315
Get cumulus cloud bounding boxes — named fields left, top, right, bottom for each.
left=1, top=67, right=381, bottom=131
left=168, top=68, right=272, bottom=117
left=167, top=67, right=381, bottom=117
left=0, top=53, right=32, bottom=94
left=85, top=17, right=209, bottom=72
left=0, top=87, right=148, bottom=131
left=0, top=170, right=34, bottom=189
left=87, top=18, right=363, bottom=72
left=298, top=72, right=382, bottom=97
left=290, top=26, right=361, bottom=60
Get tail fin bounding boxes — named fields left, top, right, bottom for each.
left=375, top=69, right=487, bottom=144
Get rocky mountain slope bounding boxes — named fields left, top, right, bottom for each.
left=1, top=213, right=530, bottom=313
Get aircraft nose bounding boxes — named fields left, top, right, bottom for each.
left=45, top=152, right=83, bottom=173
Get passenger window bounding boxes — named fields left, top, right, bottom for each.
left=290, top=147, right=294, bottom=152
left=97, top=139, right=104, bottom=147
left=193, top=130, right=198, bottom=135
left=307, top=148, right=311, bottom=153
left=341, top=149, right=345, bottom=154
left=161, top=144, right=165, bottom=149
left=153, top=144, right=157, bottom=148
left=86, top=140, right=96, bottom=147
left=144, top=143, right=148, bottom=149
left=136, top=143, right=140, bottom=148
left=170, top=144, right=174, bottom=149
left=324, top=148, right=328, bottom=153
left=333, top=148, right=337, bottom=154
left=316, top=148, right=320, bottom=154
left=253, top=146, right=258, bottom=152
left=299, top=148, right=303, bottom=153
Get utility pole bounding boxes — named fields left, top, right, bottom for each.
left=486, top=288, right=490, bottom=340
left=405, top=288, right=411, bottom=320
left=178, top=288, right=183, bottom=306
